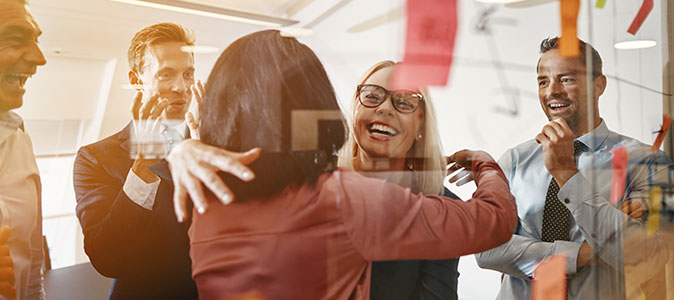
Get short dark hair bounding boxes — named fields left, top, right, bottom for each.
left=538, top=37, right=603, bottom=78
left=127, top=23, right=195, bottom=73
left=200, top=30, right=346, bottom=200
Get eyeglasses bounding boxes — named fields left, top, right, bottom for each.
left=357, top=84, right=424, bottom=114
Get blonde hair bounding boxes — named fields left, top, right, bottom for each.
left=127, top=22, right=195, bottom=73
left=338, top=61, right=446, bottom=195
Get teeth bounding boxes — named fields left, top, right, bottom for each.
left=370, top=123, right=398, bottom=136
left=549, top=103, right=569, bottom=109
left=5, top=73, right=31, bottom=88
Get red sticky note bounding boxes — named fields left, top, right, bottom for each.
left=627, top=0, right=654, bottom=35
left=651, top=113, right=671, bottom=152
left=533, top=255, right=567, bottom=300
left=393, top=0, right=458, bottom=88
left=609, top=146, right=628, bottom=205
left=560, top=0, right=580, bottom=57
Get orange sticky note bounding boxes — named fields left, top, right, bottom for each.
left=560, top=0, right=580, bottom=57
left=533, top=255, right=567, bottom=300
left=651, top=114, right=671, bottom=152
left=627, top=0, right=654, bottom=35
left=393, top=0, right=458, bottom=88
left=648, top=187, right=661, bottom=235
left=610, top=146, right=628, bottom=205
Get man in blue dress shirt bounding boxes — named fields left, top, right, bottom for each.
left=476, top=37, right=672, bottom=299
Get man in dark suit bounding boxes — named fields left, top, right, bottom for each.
left=73, top=22, right=198, bottom=300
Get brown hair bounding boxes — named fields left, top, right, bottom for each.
left=537, top=37, right=603, bottom=78
left=127, top=22, right=195, bottom=73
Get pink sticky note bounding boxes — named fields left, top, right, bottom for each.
left=627, top=0, right=654, bottom=35
left=533, top=255, right=567, bottom=300
left=393, top=0, right=458, bottom=88
left=609, top=146, right=628, bottom=205
left=651, top=114, right=671, bottom=152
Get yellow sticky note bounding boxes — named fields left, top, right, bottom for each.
left=648, top=187, right=661, bottom=235
left=596, top=0, right=607, bottom=8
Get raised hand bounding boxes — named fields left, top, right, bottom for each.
left=447, top=149, right=495, bottom=186
left=166, top=139, right=261, bottom=222
left=535, top=118, right=577, bottom=187
left=186, top=80, right=204, bottom=140
left=130, top=90, right=168, bottom=183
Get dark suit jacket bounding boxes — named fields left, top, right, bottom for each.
left=73, top=123, right=198, bottom=300
left=370, top=188, right=460, bottom=300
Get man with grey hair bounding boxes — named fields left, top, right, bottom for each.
left=475, top=37, right=672, bottom=299
left=0, top=0, right=47, bottom=298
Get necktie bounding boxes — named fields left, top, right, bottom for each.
left=541, top=140, right=587, bottom=242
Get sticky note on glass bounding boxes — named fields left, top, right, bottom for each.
left=627, top=0, right=654, bottom=35
left=393, top=0, right=458, bottom=88
left=596, top=0, right=607, bottom=8
left=533, top=255, right=566, bottom=300
left=648, top=187, right=661, bottom=235
left=651, top=114, right=671, bottom=152
left=609, top=146, right=628, bottom=205
left=560, top=0, right=580, bottom=57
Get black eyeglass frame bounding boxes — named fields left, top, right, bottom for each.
left=356, top=84, right=424, bottom=114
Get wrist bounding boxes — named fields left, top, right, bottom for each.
left=551, top=168, right=578, bottom=187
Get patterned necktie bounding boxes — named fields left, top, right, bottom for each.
left=541, top=140, right=587, bottom=242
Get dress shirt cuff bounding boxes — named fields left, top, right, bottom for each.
left=557, top=172, right=592, bottom=213
left=551, top=240, right=581, bottom=275
left=123, top=170, right=160, bottom=211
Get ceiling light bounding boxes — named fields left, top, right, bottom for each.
left=280, top=28, right=314, bottom=38
left=180, top=45, right=219, bottom=54
left=474, top=0, right=526, bottom=3
left=614, top=40, right=657, bottom=50
left=107, top=0, right=298, bottom=27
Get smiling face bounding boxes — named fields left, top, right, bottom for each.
left=353, top=66, right=424, bottom=162
left=130, top=41, right=194, bottom=120
left=0, top=1, right=46, bottom=113
left=537, top=49, right=605, bottom=136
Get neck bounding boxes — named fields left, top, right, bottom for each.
left=573, top=116, right=602, bottom=138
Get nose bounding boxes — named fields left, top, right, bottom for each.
left=26, top=42, right=46, bottom=66
left=172, top=75, right=190, bottom=94
left=545, top=80, right=567, bottom=100
left=374, top=95, right=395, bottom=116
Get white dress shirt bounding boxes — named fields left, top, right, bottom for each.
left=0, top=111, right=44, bottom=300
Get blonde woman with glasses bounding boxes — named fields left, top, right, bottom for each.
left=339, top=61, right=460, bottom=300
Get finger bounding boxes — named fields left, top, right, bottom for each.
left=619, top=201, right=630, bottom=214
left=202, top=148, right=259, bottom=182
left=552, top=118, right=573, bottom=135
left=541, top=124, right=559, bottom=143
left=449, top=169, right=471, bottom=184
left=535, top=133, right=549, bottom=144
left=173, top=182, right=189, bottom=222
left=457, top=173, right=474, bottom=186
left=630, top=210, right=644, bottom=219
left=547, top=121, right=567, bottom=138
left=447, top=162, right=463, bottom=174
left=192, top=162, right=234, bottom=205
left=131, top=91, right=143, bottom=120
left=182, top=171, right=209, bottom=213
left=186, top=113, right=196, bottom=129
left=0, top=227, right=10, bottom=245
left=140, top=93, right=160, bottom=119
left=148, top=99, right=168, bottom=119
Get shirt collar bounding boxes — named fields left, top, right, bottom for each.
left=575, top=119, right=609, bottom=151
left=0, top=111, right=24, bottom=144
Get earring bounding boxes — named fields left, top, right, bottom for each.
left=416, top=133, right=423, bottom=140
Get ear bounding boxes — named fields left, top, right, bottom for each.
left=128, top=70, right=142, bottom=90
left=593, top=74, right=607, bottom=99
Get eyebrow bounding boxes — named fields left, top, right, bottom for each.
left=1, top=24, right=41, bottom=38
left=537, top=72, right=577, bottom=80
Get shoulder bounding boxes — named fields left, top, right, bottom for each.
left=77, top=128, right=126, bottom=157
left=606, top=130, right=672, bottom=166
